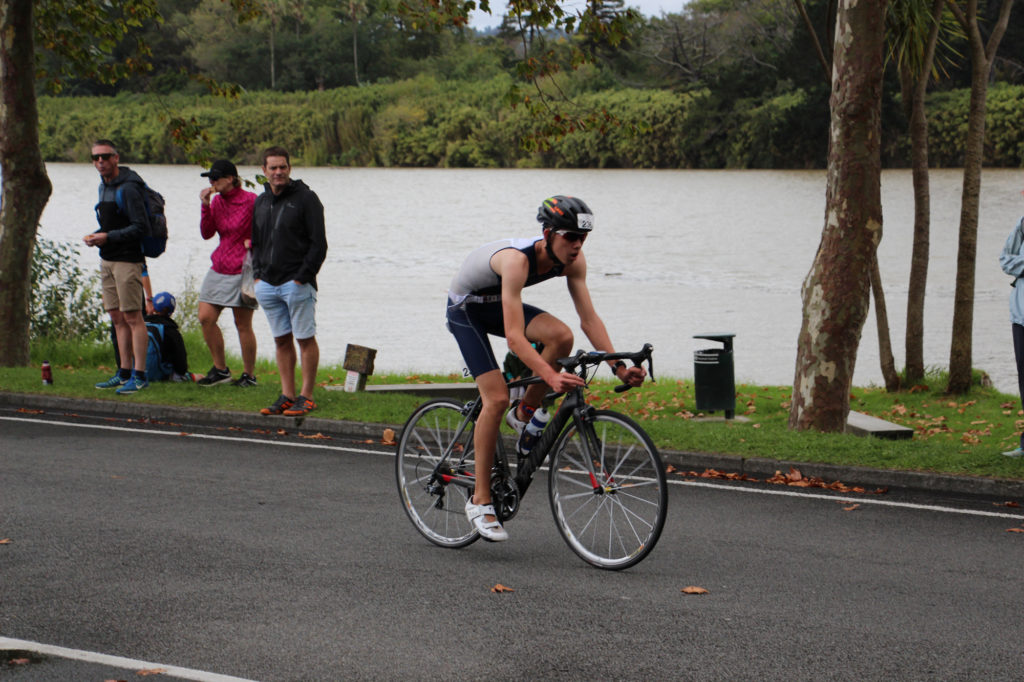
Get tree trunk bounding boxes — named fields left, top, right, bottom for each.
left=903, top=0, right=943, bottom=387
left=789, top=0, right=887, bottom=432
left=0, top=0, right=53, bottom=367
left=352, top=0, right=360, bottom=87
left=871, top=255, right=900, bottom=391
left=946, top=0, right=1015, bottom=394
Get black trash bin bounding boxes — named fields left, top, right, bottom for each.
left=693, top=333, right=736, bottom=419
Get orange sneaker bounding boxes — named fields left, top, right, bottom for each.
left=260, top=394, right=294, bottom=415
left=282, top=395, right=317, bottom=417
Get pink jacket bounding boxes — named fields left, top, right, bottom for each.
left=200, top=186, right=257, bottom=275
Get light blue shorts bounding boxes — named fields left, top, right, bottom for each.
left=255, top=280, right=318, bottom=340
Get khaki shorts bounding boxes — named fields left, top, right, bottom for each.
left=100, top=260, right=145, bottom=312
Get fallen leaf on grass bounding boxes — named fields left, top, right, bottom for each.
left=491, top=584, right=515, bottom=593
left=681, top=586, right=709, bottom=595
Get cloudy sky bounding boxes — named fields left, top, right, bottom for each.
left=469, top=0, right=688, bottom=29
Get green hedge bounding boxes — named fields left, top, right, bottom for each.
left=37, top=79, right=1024, bottom=169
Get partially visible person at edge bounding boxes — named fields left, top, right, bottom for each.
left=196, top=159, right=259, bottom=388
left=83, top=139, right=152, bottom=396
left=999, top=191, right=1024, bottom=458
left=445, top=195, right=646, bottom=541
left=145, top=292, right=195, bottom=382
left=251, top=146, right=328, bottom=417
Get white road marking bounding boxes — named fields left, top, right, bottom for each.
left=0, top=636, right=256, bottom=682
left=4, top=415, right=1024, bottom=523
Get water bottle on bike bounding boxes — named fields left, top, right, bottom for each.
left=516, top=407, right=550, bottom=456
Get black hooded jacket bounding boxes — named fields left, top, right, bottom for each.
left=251, top=179, right=328, bottom=290
left=93, top=166, right=148, bottom=263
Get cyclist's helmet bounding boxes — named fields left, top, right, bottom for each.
left=536, top=195, right=594, bottom=234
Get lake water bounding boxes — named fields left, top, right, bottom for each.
left=37, top=163, right=1024, bottom=393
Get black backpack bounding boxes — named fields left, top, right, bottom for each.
left=116, top=183, right=168, bottom=258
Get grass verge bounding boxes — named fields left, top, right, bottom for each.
left=4, top=332, right=1024, bottom=481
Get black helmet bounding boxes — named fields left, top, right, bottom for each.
left=536, top=196, right=594, bottom=233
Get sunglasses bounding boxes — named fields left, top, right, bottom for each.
left=207, top=174, right=224, bottom=182
left=555, top=229, right=588, bottom=244
left=91, top=153, right=115, bottom=161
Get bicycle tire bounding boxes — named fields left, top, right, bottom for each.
left=548, top=410, right=667, bottom=570
left=396, top=399, right=480, bottom=548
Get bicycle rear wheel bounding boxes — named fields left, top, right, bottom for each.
left=396, top=399, right=479, bottom=548
left=548, top=410, right=667, bottom=570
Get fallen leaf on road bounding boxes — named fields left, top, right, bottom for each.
left=382, top=428, right=397, bottom=445
left=994, top=501, right=1020, bottom=508
left=0, top=538, right=11, bottom=544
left=8, top=658, right=29, bottom=665
left=491, top=584, right=515, bottom=593
left=276, top=428, right=287, bottom=436
left=136, top=669, right=167, bottom=676
left=843, top=504, right=860, bottom=511
left=16, top=408, right=43, bottom=415
left=681, top=586, right=709, bottom=595
left=1007, top=528, right=1024, bottom=533
left=297, top=432, right=331, bottom=440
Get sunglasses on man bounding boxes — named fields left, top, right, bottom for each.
left=90, top=153, right=115, bottom=161
left=555, top=229, right=588, bottom=244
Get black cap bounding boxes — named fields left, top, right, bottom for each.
left=200, top=159, right=238, bottom=180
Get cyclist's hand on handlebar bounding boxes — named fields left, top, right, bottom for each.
left=545, top=369, right=586, bottom=393
left=619, top=366, right=647, bottom=388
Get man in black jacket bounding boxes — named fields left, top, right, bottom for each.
left=251, top=146, right=328, bottom=417
left=83, top=139, right=152, bottom=396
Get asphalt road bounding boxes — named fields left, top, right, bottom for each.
left=2, top=408, right=1023, bottom=681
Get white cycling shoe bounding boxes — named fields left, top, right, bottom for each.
left=465, top=497, right=509, bottom=542
left=504, top=400, right=528, bottom=435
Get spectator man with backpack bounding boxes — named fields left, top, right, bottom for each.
left=84, top=139, right=154, bottom=395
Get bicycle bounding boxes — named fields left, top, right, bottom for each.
left=395, top=343, right=667, bottom=570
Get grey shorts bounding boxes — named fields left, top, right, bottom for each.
left=199, top=269, right=257, bottom=310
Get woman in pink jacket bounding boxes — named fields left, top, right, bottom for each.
left=196, top=159, right=259, bottom=387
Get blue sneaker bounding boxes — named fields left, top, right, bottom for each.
left=116, top=377, right=149, bottom=395
left=95, top=373, right=128, bottom=389
left=1001, top=447, right=1024, bottom=458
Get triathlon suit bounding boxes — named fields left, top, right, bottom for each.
left=447, top=237, right=564, bottom=377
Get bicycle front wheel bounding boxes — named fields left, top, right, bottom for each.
left=548, top=410, right=667, bottom=570
left=396, top=399, right=479, bottom=548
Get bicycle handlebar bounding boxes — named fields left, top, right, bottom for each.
left=557, top=343, right=654, bottom=393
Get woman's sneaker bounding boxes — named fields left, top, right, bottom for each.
left=232, top=372, right=258, bottom=387
left=260, top=394, right=294, bottom=415
left=197, top=366, right=232, bottom=386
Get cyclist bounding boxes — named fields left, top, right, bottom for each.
left=446, top=195, right=646, bottom=541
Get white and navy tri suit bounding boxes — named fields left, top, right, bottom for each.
left=447, top=236, right=564, bottom=377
